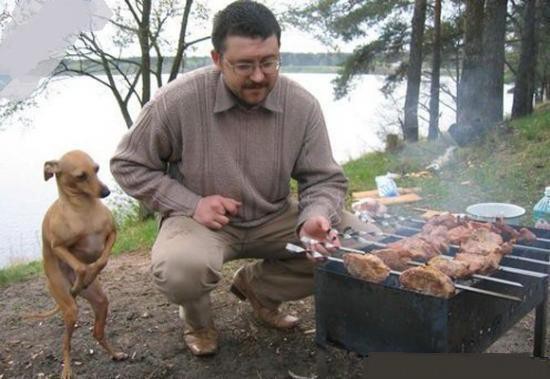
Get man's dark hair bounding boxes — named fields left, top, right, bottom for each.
left=212, top=0, right=281, bottom=53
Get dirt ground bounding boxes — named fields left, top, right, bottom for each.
left=0, top=249, right=548, bottom=379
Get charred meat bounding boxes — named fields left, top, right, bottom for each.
left=343, top=253, right=391, bottom=283
left=399, top=265, right=455, bottom=298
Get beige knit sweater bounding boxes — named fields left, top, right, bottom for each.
left=110, top=66, right=347, bottom=228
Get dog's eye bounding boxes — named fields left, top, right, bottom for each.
left=93, top=165, right=99, bottom=173
left=76, top=173, right=88, bottom=181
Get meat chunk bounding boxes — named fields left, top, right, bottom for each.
left=459, top=228, right=503, bottom=256
left=374, top=248, right=412, bottom=271
left=343, top=253, right=391, bottom=283
left=427, top=256, right=470, bottom=279
left=399, top=265, right=455, bottom=298
left=422, top=213, right=462, bottom=230
left=455, top=252, right=501, bottom=275
left=387, top=237, right=440, bottom=261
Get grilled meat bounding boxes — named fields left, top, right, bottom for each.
left=427, top=256, right=470, bottom=279
left=399, top=265, right=455, bottom=298
left=459, top=228, right=503, bottom=256
left=422, top=213, right=463, bottom=230
left=374, top=248, right=412, bottom=271
left=492, top=217, right=537, bottom=242
left=387, top=237, right=441, bottom=261
left=455, top=252, right=501, bottom=275
left=343, top=253, right=391, bottom=283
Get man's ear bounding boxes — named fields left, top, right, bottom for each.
left=211, top=49, right=222, bottom=69
left=44, top=160, right=59, bottom=181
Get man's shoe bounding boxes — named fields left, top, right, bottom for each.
left=183, top=325, right=218, bottom=356
left=230, top=267, right=299, bottom=329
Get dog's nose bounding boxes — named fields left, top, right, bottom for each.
left=100, top=186, right=111, bottom=198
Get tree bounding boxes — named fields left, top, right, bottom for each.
left=403, top=0, right=427, bottom=142
left=55, top=0, right=209, bottom=128
left=512, top=0, right=539, bottom=118
left=482, top=0, right=508, bottom=124
left=428, top=0, right=442, bottom=140
left=457, top=0, right=485, bottom=128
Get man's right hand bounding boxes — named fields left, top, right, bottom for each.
left=193, top=195, right=241, bottom=230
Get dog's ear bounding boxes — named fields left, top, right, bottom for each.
left=44, top=160, right=60, bottom=181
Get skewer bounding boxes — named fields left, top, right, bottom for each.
left=403, top=216, right=550, bottom=245
left=341, top=231, right=547, bottom=279
left=286, top=244, right=523, bottom=302
left=300, top=237, right=524, bottom=288
left=395, top=224, right=550, bottom=256
left=381, top=230, right=550, bottom=266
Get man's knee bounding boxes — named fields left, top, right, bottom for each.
left=150, top=245, right=222, bottom=304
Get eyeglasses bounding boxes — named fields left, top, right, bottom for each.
left=223, top=57, right=281, bottom=77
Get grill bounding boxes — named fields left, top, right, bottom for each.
left=314, top=220, right=550, bottom=356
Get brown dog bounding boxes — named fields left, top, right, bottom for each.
left=36, top=150, right=127, bottom=378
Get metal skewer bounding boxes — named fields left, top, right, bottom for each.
left=401, top=216, right=550, bottom=246
left=381, top=230, right=550, bottom=267
left=300, top=237, right=524, bottom=288
left=286, top=243, right=522, bottom=302
left=341, top=231, right=546, bottom=279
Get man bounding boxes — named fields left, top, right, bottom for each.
left=111, top=0, right=372, bottom=356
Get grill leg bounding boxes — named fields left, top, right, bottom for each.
left=533, top=279, right=548, bottom=358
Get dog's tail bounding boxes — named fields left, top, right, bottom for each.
left=23, top=304, right=60, bottom=321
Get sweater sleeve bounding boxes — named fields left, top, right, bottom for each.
left=292, top=99, right=348, bottom=230
left=110, top=95, right=201, bottom=217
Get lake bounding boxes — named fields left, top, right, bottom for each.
left=0, top=72, right=513, bottom=267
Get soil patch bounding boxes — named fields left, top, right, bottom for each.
left=0, top=250, right=547, bottom=378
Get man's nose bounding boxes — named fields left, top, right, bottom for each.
left=249, top=64, right=265, bottom=82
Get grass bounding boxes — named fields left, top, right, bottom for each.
left=0, top=260, right=43, bottom=287
left=342, top=107, right=550, bottom=222
left=112, top=217, right=158, bottom=255
left=1, top=106, right=549, bottom=287
left=0, top=212, right=158, bottom=288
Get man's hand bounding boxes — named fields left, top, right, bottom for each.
left=193, top=195, right=241, bottom=230
left=299, top=216, right=340, bottom=261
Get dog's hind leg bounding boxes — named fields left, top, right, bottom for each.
left=80, top=279, right=128, bottom=361
left=44, top=259, right=79, bottom=379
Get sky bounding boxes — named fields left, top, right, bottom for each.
left=193, top=0, right=333, bottom=55
left=0, top=0, right=348, bottom=101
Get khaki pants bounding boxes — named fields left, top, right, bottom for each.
left=150, top=200, right=374, bottom=329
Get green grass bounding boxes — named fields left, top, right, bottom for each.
left=0, top=260, right=43, bottom=287
left=342, top=107, right=550, bottom=222
left=113, top=217, right=158, bottom=255
left=0, top=214, right=158, bottom=287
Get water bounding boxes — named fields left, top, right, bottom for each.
left=0, top=72, right=513, bottom=267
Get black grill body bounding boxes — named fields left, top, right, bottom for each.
left=315, top=226, right=550, bottom=356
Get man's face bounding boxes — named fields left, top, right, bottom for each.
left=212, top=35, right=280, bottom=106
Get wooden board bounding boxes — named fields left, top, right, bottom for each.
left=375, top=193, right=423, bottom=205
left=352, top=187, right=422, bottom=206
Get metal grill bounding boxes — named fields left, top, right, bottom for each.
left=314, top=223, right=550, bottom=356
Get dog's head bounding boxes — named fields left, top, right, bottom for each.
left=44, top=150, right=110, bottom=199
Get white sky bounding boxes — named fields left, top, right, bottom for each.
left=182, top=0, right=342, bottom=56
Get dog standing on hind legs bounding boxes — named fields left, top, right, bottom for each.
left=32, top=150, right=127, bottom=378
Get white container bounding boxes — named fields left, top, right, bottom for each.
left=466, top=203, right=525, bottom=225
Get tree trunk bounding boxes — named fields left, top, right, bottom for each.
left=403, top=0, right=428, bottom=142
left=428, top=0, right=442, bottom=140
left=482, top=0, right=507, bottom=124
left=169, top=0, right=194, bottom=82
left=139, top=0, right=152, bottom=105
left=457, top=0, right=485, bottom=129
left=512, top=0, right=539, bottom=118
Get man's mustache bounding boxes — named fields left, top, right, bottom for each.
left=243, top=81, right=268, bottom=89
